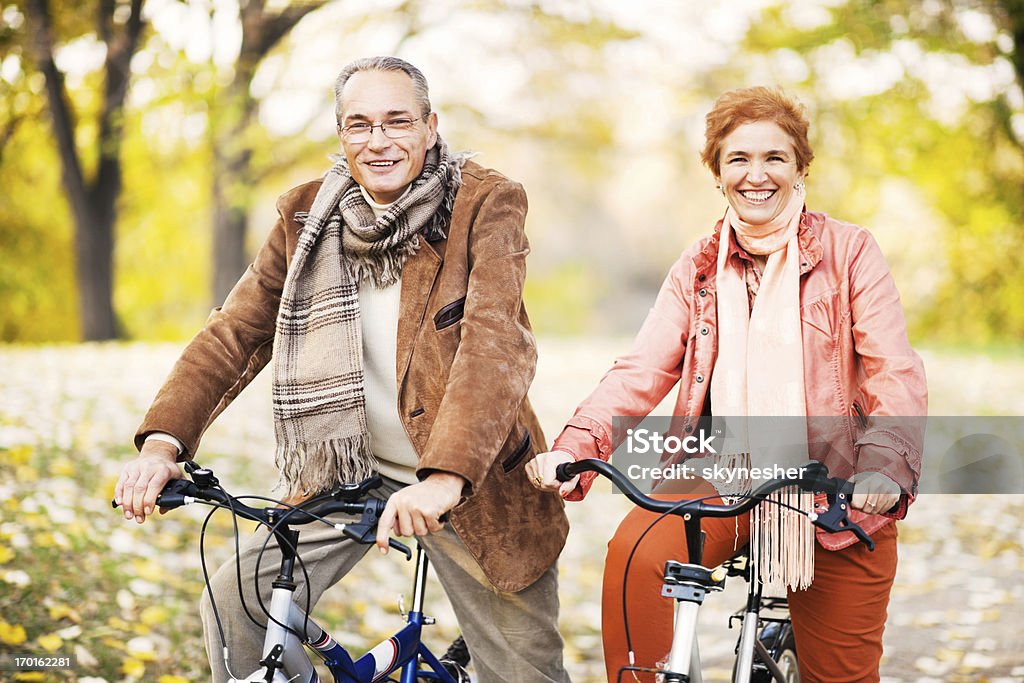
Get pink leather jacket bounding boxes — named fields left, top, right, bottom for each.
left=553, top=211, right=927, bottom=550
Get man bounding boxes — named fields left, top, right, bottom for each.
left=114, top=56, right=570, bottom=683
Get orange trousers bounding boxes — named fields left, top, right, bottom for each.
left=601, top=493, right=898, bottom=683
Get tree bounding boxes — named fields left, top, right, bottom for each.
left=22, top=0, right=145, bottom=340
left=720, top=0, right=1024, bottom=344
left=209, top=0, right=327, bottom=305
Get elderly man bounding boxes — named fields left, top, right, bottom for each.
left=114, top=56, right=570, bottom=683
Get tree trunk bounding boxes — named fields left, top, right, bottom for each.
left=212, top=146, right=253, bottom=304
left=74, top=206, right=118, bottom=340
left=209, top=0, right=328, bottom=306
left=25, top=0, right=143, bottom=340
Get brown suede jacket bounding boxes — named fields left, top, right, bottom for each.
left=136, top=160, right=568, bottom=592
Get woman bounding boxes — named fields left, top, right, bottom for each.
left=527, top=87, right=927, bottom=683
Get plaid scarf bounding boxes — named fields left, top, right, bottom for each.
left=272, top=139, right=463, bottom=499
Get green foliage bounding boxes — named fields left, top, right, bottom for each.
left=3, top=0, right=1024, bottom=344
left=728, top=0, right=1024, bottom=346
left=0, top=116, right=79, bottom=342
left=524, top=262, right=603, bottom=335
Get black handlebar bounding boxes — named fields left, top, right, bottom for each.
left=112, top=467, right=414, bottom=559
left=555, top=459, right=874, bottom=550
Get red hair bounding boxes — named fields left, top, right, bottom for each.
left=701, top=87, right=814, bottom=175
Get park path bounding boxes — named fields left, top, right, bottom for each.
left=0, top=341, right=1021, bottom=682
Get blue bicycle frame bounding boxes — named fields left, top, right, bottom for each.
left=235, top=544, right=459, bottom=683
left=136, top=470, right=463, bottom=683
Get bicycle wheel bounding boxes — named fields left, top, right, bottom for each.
left=736, top=621, right=801, bottom=683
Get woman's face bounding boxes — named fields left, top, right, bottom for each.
left=716, top=120, right=804, bottom=226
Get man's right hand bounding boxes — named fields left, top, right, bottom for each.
left=114, top=441, right=182, bottom=524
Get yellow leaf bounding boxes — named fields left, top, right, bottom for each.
left=122, top=656, right=146, bottom=677
left=4, top=445, right=32, bottom=465
left=13, top=673, right=45, bottom=682
left=32, top=532, right=55, bottom=548
left=0, top=620, right=27, bottom=645
left=132, top=558, right=165, bottom=582
left=37, top=632, right=63, bottom=652
left=15, top=465, right=37, bottom=482
left=158, top=676, right=190, bottom=683
left=102, top=637, right=126, bottom=650
left=0, top=545, right=14, bottom=564
left=51, top=458, right=75, bottom=477
left=47, top=603, right=81, bottom=623
left=140, top=605, right=169, bottom=626
left=107, top=616, right=131, bottom=631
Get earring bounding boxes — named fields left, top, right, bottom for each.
left=717, top=184, right=725, bottom=196
left=794, top=180, right=805, bottom=194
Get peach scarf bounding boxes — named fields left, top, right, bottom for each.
left=710, top=189, right=815, bottom=591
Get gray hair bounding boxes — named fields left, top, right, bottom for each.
left=334, top=56, right=432, bottom=124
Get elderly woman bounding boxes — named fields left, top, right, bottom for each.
left=527, top=87, right=927, bottom=682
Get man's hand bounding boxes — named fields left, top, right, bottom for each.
left=113, top=441, right=182, bottom=524
left=524, top=450, right=578, bottom=498
left=375, top=472, right=464, bottom=554
left=850, top=471, right=901, bottom=515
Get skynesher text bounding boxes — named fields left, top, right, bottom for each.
left=626, top=463, right=810, bottom=484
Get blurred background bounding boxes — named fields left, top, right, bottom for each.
left=1, top=0, right=1023, bottom=681
left=3, top=0, right=1024, bottom=345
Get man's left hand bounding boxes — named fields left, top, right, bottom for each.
left=376, top=472, right=465, bottom=554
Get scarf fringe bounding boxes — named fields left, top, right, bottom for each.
left=752, top=487, right=815, bottom=592
left=706, top=451, right=816, bottom=592
left=274, top=434, right=379, bottom=499
left=349, top=236, right=423, bottom=288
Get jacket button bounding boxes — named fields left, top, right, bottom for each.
left=685, top=424, right=693, bottom=433
left=700, top=327, right=709, bottom=335
left=698, top=274, right=707, bottom=282
left=699, top=288, right=707, bottom=297
left=696, top=374, right=704, bottom=383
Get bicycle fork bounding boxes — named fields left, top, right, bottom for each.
left=731, top=583, right=762, bottom=683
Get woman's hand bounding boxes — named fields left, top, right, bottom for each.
left=849, top=471, right=901, bottom=515
left=525, top=450, right=579, bottom=497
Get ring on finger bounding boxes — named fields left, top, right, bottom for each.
left=533, top=475, right=544, bottom=486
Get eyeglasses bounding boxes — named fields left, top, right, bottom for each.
left=339, top=115, right=428, bottom=143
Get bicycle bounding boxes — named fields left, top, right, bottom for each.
left=555, top=458, right=875, bottom=683
left=114, top=462, right=471, bottom=683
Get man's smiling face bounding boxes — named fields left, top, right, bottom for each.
left=337, top=69, right=438, bottom=204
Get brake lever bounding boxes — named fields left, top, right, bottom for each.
left=810, top=481, right=875, bottom=552
left=340, top=499, right=413, bottom=560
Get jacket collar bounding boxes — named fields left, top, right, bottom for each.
left=692, top=209, right=825, bottom=280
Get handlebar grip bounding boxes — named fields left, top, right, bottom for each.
left=154, top=479, right=200, bottom=509
left=555, top=461, right=585, bottom=482
left=111, top=478, right=199, bottom=510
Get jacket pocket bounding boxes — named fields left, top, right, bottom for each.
left=434, top=296, right=466, bottom=331
left=852, top=401, right=868, bottom=428
left=501, top=430, right=532, bottom=473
